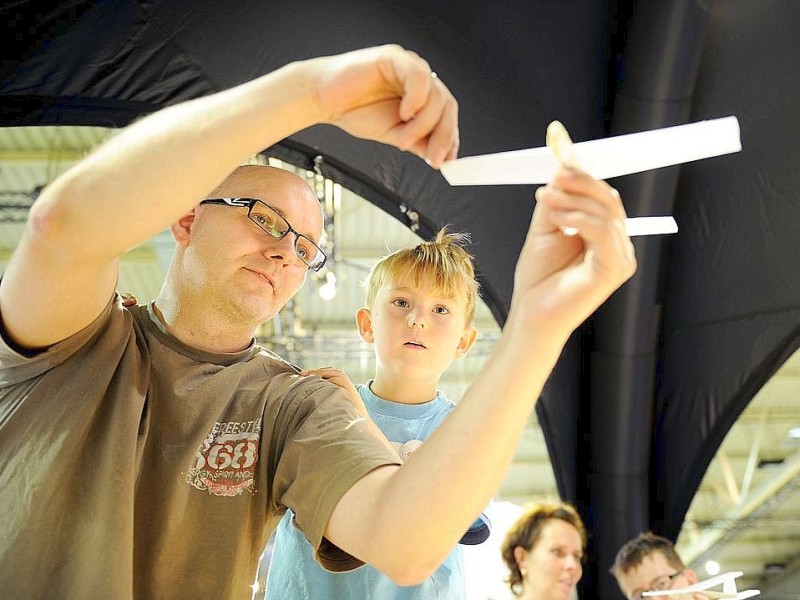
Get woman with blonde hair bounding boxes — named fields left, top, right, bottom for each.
left=500, top=501, right=587, bottom=599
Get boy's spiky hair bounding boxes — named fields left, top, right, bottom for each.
left=364, top=226, right=480, bottom=325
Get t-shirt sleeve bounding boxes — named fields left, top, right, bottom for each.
left=268, top=378, right=402, bottom=572
left=0, top=293, right=118, bottom=385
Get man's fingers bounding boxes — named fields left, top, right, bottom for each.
left=300, top=366, right=341, bottom=378
left=384, top=48, right=458, bottom=167
left=534, top=186, right=621, bottom=232
left=394, top=54, right=436, bottom=122
left=531, top=170, right=636, bottom=283
left=394, top=84, right=446, bottom=149
left=422, top=92, right=460, bottom=167
left=315, top=45, right=460, bottom=168
left=401, top=102, right=459, bottom=166
left=395, top=75, right=459, bottom=167
left=549, top=168, right=627, bottom=220
left=546, top=209, right=623, bottom=244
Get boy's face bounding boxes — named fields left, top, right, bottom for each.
left=614, top=551, right=697, bottom=600
left=359, top=273, right=477, bottom=386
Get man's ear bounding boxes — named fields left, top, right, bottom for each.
left=170, top=209, right=197, bottom=247
left=453, top=325, right=478, bottom=360
left=356, top=307, right=374, bottom=344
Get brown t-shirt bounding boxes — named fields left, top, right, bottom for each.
left=0, top=296, right=400, bottom=599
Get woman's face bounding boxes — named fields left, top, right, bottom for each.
left=515, top=519, right=584, bottom=600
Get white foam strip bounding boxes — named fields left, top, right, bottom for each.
left=440, top=116, right=741, bottom=185
left=624, top=216, right=678, bottom=237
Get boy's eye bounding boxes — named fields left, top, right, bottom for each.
left=392, top=299, right=409, bottom=308
left=433, top=305, right=450, bottom=315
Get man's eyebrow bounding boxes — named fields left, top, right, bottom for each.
left=268, top=203, right=288, bottom=218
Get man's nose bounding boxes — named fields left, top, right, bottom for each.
left=266, top=233, right=297, bottom=264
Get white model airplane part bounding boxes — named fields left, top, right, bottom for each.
left=545, top=121, right=678, bottom=237
left=543, top=118, right=681, bottom=237
left=440, top=115, right=741, bottom=186
left=641, top=570, right=760, bottom=599
left=624, top=216, right=678, bottom=237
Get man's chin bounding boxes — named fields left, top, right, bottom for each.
left=230, top=298, right=279, bottom=330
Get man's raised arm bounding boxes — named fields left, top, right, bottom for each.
left=325, top=169, right=637, bottom=585
left=0, top=44, right=457, bottom=350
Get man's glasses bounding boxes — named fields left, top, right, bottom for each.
left=631, top=570, right=684, bottom=600
left=200, top=197, right=327, bottom=272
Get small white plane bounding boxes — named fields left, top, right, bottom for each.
left=642, top=570, right=760, bottom=599
left=441, top=116, right=742, bottom=237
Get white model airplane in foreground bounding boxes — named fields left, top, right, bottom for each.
left=641, top=570, right=760, bottom=599
left=440, top=115, right=742, bottom=237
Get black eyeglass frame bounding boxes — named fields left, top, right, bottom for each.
left=200, top=197, right=327, bottom=272
left=631, top=569, right=685, bottom=600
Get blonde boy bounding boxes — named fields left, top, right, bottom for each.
left=266, top=227, right=490, bottom=599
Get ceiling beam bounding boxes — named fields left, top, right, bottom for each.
left=683, top=448, right=800, bottom=565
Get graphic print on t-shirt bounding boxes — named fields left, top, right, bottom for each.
left=185, top=418, right=262, bottom=496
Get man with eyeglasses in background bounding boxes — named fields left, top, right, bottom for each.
left=0, top=44, right=637, bottom=599
left=611, top=532, right=705, bottom=600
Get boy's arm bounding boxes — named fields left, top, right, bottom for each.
left=324, top=169, right=637, bottom=585
left=0, top=45, right=457, bottom=349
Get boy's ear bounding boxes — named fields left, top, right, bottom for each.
left=356, top=307, right=374, bottom=344
left=170, top=209, right=197, bottom=247
left=683, top=568, right=698, bottom=585
left=453, top=325, right=478, bottom=360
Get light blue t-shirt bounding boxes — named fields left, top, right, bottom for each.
left=264, top=381, right=465, bottom=599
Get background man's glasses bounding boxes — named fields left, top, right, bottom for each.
left=632, top=570, right=684, bottom=600
left=201, top=197, right=327, bottom=272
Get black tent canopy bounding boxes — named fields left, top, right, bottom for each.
left=3, top=1, right=799, bottom=597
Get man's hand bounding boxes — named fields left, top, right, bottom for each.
left=300, top=366, right=366, bottom=418
left=302, top=366, right=400, bottom=461
left=510, top=168, right=637, bottom=338
left=308, top=44, right=459, bottom=168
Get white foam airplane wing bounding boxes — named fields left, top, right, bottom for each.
left=440, top=116, right=741, bottom=186
left=439, top=116, right=741, bottom=237
left=641, top=570, right=760, bottom=599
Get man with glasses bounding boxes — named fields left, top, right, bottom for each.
left=611, top=532, right=704, bottom=599
left=0, top=44, right=637, bottom=599
left=199, top=197, right=328, bottom=271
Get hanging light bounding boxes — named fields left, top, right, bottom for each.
left=318, top=271, right=337, bottom=301
left=704, top=560, right=720, bottom=576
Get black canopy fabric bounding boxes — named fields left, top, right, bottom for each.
left=3, top=1, right=799, bottom=597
